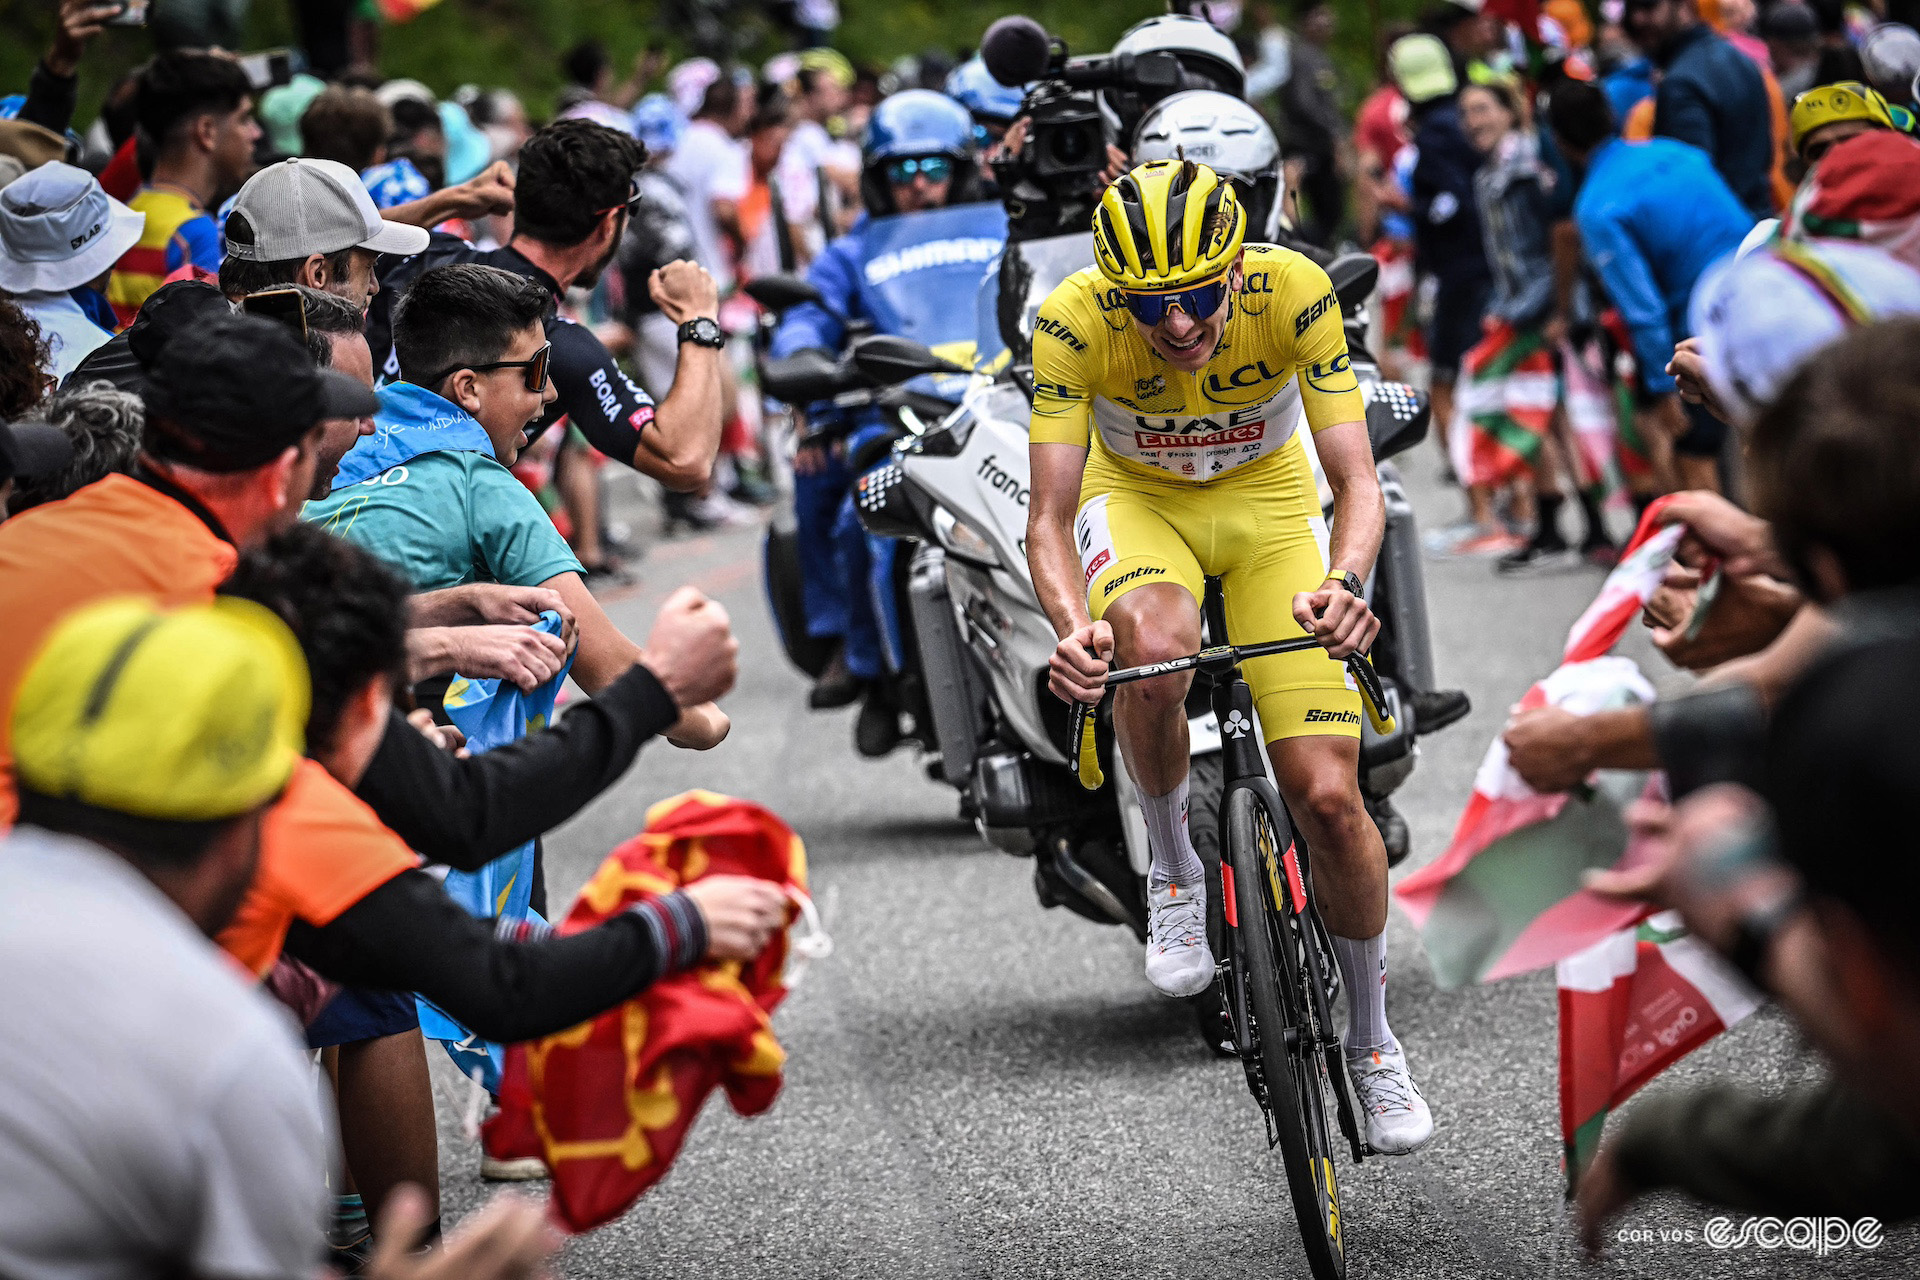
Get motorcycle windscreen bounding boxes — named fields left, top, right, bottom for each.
left=974, top=231, right=1096, bottom=374
left=855, top=202, right=1008, bottom=393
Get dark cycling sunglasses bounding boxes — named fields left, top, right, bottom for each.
left=596, top=173, right=643, bottom=217
left=885, top=156, right=954, bottom=185
left=424, top=342, right=552, bottom=395
left=1119, top=274, right=1231, bottom=327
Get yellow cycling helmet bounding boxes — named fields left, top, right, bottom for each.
left=1789, top=81, right=1898, bottom=155
left=1092, top=159, right=1246, bottom=293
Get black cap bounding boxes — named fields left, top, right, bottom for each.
left=1760, top=2, right=1819, bottom=40
left=125, top=279, right=235, bottom=370
left=141, top=313, right=380, bottom=474
left=0, top=420, right=72, bottom=487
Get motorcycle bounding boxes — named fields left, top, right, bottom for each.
left=842, top=230, right=1435, bottom=1048
left=751, top=203, right=1008, bottom=758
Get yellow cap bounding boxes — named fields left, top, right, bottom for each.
left=796, top=48, right=855, bottom=89
left=1790, top=81, right=1896, bottom=154
left=1093, top=160, right=1246, bottom=292
left=12, top=597, right=308, bottom=822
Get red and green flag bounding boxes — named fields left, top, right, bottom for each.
left=1394, top=510, right=1683, bottom=987
left=1558, top=912, right=1761, bottom=1192
left=1455, top=319, right=1558, bottom=488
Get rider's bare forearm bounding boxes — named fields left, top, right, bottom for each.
left=1028, top=441, right=1095, bottom=640
left=1028, top=509, right=1091, bottom=640
left=1317, top=421, right=1385, bottom=582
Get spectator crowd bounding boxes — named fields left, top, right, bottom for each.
left=4, top=0, right=1920, bottom=1272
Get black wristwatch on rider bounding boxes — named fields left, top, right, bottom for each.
left=677, top=316, right=725, bottom=349
left=1326, top=570, right=1363, bottom=598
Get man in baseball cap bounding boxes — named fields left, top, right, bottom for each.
left=0, top=163, right=145, bottom=380
left=0, top=595, right=330, bottom=1280
left=1787, top=79, right=1907, bottom=164
left=218, top=157, right=430, bottom=311
left=142, top=312, right=379, bottom=474
left=0, top=419, right=74, bottom=522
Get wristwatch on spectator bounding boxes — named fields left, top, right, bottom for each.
left=1325, top=570, right=1363, bottom=597
left=677, top=317, right=725, bottom=349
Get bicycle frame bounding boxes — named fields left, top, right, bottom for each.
left=1066, top=577, right=1379, bottom=1166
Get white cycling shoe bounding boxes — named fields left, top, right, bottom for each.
left=1346, top=1043, right=1435, bottom=1155
left=1145, top=876, right=1214, bottom=998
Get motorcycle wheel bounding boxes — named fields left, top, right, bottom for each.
left=1186, top=751, right=1235, bottom=1058
left=762, top=524, right=837, bottom=680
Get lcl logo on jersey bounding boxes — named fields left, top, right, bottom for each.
left=1204, top=359, right=1287, bottom=399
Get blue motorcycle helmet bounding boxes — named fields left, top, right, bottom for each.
left=860, top=88, right=979, bottom=215
left=945, top=56, right=1026, bottom=143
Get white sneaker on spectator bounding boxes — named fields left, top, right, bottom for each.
left=479, top=1153, right=551, bottom=1182
left=689, top=491, right=759, bottom=529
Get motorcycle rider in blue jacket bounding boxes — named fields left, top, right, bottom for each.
left=771, top=90, right=982, bottom=757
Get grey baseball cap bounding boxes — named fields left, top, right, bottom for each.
left=224, top=157, right=431, bottom=263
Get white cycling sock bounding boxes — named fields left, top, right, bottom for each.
left=1331, top=930, right=1399, bottom=1056
left=1139, top=777, right=1204, bottom=887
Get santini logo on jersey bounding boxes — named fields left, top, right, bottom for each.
left=863, top=237, right=1002, bottom=286
left=1294, top=290, right=1336, bottom=338
left=1101, top=565, right=1167, bottom=596
left=1303, top=708, right=1362, bottom=725
left=1033, top=315, right=1086, bottom=352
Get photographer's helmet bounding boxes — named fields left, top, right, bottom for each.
left=1092, top=159, right=1246, bottom=292
left=1133, top=91, right=1286, bottom=242
left=1105, top=15, right=1247, bottom=139
left=860, top=88, right=976, bottom=214
left=946, top=56, right=1027, bottom=131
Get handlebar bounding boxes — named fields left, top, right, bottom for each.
left=1068, top=637, right=1395, bottom=791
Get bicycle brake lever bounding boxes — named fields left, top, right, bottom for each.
left=1070, top=696, right=1104, bottom=791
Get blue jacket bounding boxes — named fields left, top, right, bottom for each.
left=1573, top=137, right=1754, bottom=394
left=1653, top=25, right=1775, bottom=217
left=1602, top=58, right=1654, bottom=128
left=1407, top=99, right=1492, bottom=290
left=771, top=216, right=872, bottom=362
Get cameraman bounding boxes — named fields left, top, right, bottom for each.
left=769, top=90, right=980, bottom=755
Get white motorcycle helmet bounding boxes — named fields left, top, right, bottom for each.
left=1132, top=90, right=1287, bottom=243
left=1104, top=14, right=1248, bottom=140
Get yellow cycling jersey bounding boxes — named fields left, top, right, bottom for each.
left=1029, top=244, right=1365, bottom=482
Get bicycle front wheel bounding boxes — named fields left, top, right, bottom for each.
left=1225, top=784, right=1347, bottom=1280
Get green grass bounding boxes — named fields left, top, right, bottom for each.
left=2, top=0, right=1414, bottom=137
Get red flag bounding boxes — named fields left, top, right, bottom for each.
left=1556, top=913, right=1760, bottom=1192
left=484, top=791, right=808, bottom=1232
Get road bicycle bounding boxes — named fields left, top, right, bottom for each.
left=1069, top=575, right=1395, bottom=1280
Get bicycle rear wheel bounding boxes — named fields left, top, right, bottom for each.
left=1225, top=784, right=1347, bottom=1280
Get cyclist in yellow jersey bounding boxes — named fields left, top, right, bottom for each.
left=1026, top=160, right=1432, bottom=1154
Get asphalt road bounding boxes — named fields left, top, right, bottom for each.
left=428, top=462, right=1917, bottom=1279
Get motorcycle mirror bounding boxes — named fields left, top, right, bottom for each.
left=743, top=273, right=830, bottom=315
left=1365, top=382, right=1432, bottom=463
left=762, top=348, right=847, bottom=404
left=851, top=334, right=968, bottom=386
left=1327, top=253, right=1381, bottom=316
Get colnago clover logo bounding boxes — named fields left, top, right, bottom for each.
left=1223, top=710, right=1252, bottom=738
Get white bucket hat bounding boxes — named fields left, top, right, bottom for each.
left=0, top=162, right=145, bottom=294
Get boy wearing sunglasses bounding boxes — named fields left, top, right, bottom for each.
left=1026, top=160, right=1434, bottom=1157
left=306, top=262, right=728, bottom=749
